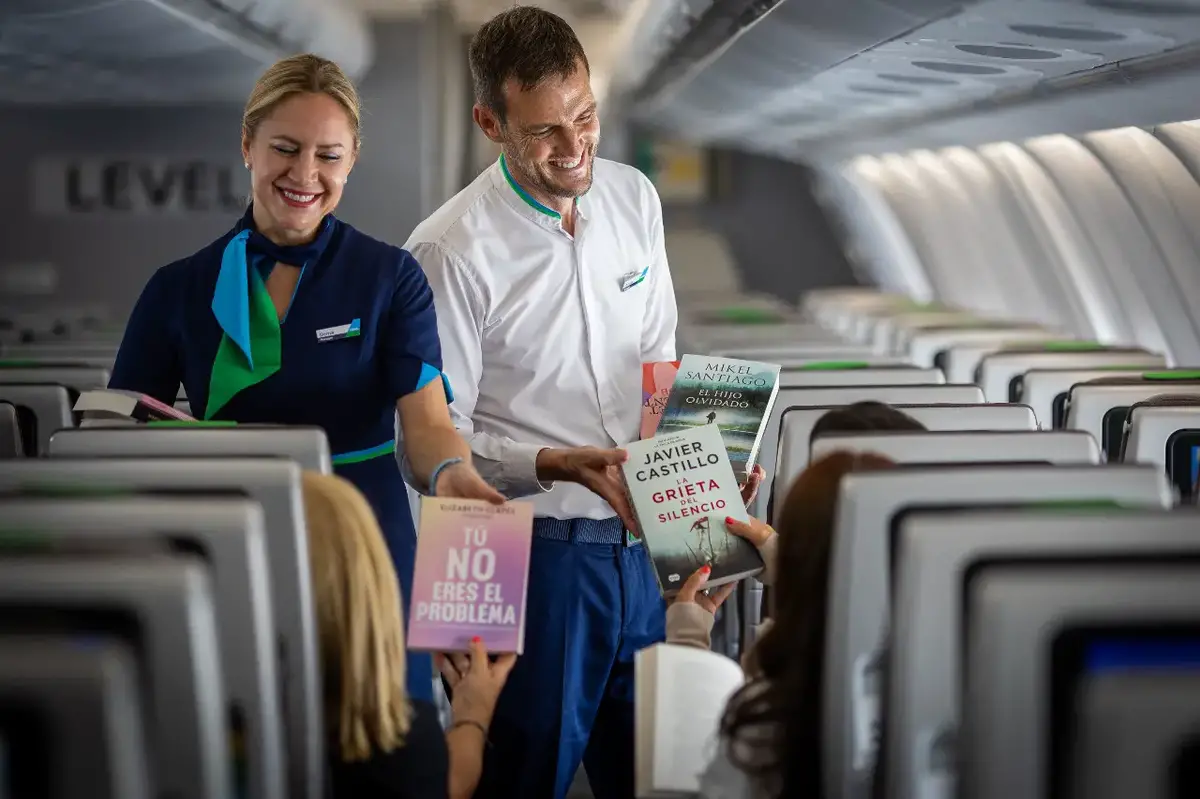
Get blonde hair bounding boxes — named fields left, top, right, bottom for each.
left=243, top=54, right=363, bottom=149
left=302, top=471, right=410, bottom=761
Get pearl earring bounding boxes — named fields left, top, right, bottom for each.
left=244, top=162, right=250, bottom=170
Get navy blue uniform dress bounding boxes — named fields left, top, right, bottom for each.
left=109, top=207, right=448, bottom=701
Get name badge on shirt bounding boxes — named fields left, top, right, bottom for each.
left=316, top=318, right=361, bottom=343
left=619, top=266, right=649, bottom=292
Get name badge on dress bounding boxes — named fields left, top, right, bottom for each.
left=619, top=266, right=649, bottom=292
left=316, top=318, right=361, bottom=343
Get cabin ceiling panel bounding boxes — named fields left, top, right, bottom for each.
left=0, top=0, right=373, bottom=105
left=617, top=0, right=1200, bottom=160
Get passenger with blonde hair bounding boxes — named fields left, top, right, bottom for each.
left=109, top=53, right=503, bottom=701
left=303, top=471, right=515, bottom=798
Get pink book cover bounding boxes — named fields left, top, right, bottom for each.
left=137, top=393, right=194, bottom=421
left=641, top=361, right=681, bottom=439
left=408, top=497, right=534, bottom=654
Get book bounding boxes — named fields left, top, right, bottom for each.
left=407, top=497, right=534, bottom=654
left=641, top=360, right=681, bottom=440
left=635, top=642, right=746, bottom=797
left=622, top=423, right=763, bottom=595
left=656, top=354, right=781, bottom=482
left=74, top=389, right=195, bottom=422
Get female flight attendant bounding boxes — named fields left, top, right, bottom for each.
left=108, top=54, right=504, bottom=702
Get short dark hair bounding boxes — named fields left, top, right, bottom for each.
left=809, top=401, right=927, bottom=442
left=468, top=5, right=589, bottom=122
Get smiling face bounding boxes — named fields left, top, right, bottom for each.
left=475, top=59, right=599, bottom=207
left=241, top=91, right=357, bottom=246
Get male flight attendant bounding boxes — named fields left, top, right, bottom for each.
left=405, top=7, right=678, bottom=798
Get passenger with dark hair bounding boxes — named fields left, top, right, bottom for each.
left=674, top=400, right=924, bottom=649
left=668, top=451, right=897, bottom=798
left=763, top=400, right=925, bottom=526
left=810, top=401, right=928, bottom=441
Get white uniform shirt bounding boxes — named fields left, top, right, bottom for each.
left=405, top=155, right=678, bottom=520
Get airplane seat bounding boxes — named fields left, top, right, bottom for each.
left=960, top=548, right=1200, bottom=799
left=0, top=555, right=230, bottom=799
left=1118, top=401, right=1200, bottom=502
left=1063, top=376, right=1200, bottom=461
left=1067, top=669, right=1200, bottom=799
left=0, top=402, right=22, bottom=458
left=0, top=385, right=74, bottom=456
left=0, top=456, right=327, bottom=799
left=890, top=506, right=1196, bottom=799
left=832, top=466, right=1172, bottom=799
left=1153, top=120, right=1200, bottom=184
left=0, top=635, right=152, bottom=799
left=0, top=495, right=285, bottom=799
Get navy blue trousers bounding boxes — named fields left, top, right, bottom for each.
left=472, top=517, right=666, bottom=799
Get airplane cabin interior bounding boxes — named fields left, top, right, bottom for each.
left=3, top=0, right=1200, bottom=797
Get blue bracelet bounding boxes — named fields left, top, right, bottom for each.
left=428, top=457, right=465, bottom=496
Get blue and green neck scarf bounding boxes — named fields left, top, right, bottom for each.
left=206, top=206, right=336, bottom=419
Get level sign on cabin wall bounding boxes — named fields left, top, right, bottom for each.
left=31, top=157, right=249, bottom=217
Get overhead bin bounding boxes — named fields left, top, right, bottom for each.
left=623, top=0, right=961, bottom=141
left=0, top=0, right=374, bottom=105
left=617, top=0, right=1200, bottom=156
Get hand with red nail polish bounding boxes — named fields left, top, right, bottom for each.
left=724, top=513, right=775, bottom=549
left=738, top=464, right=766, bottom=507
left=669, top=563, right=735, bottom=616
left=442, top=635, right=517, bottom=748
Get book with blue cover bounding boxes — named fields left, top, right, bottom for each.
left=656, top=354, right=781, bottom=483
